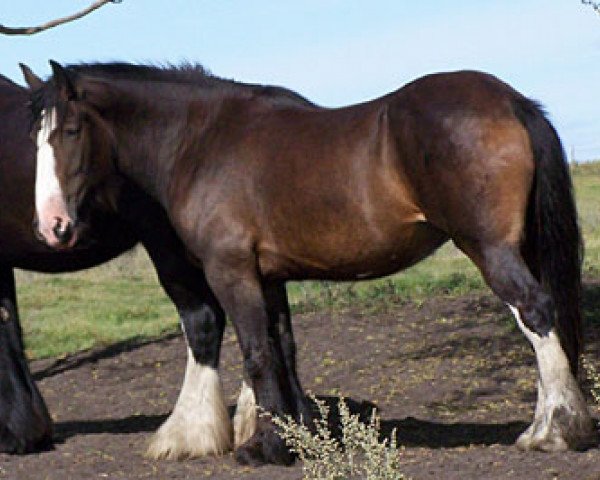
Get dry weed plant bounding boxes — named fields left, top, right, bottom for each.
left=270, top=396, right=407, bottom=480
left=582, top=355, right=600, bottom=411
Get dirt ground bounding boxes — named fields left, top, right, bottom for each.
left=2, top=284, right=600, bottom=480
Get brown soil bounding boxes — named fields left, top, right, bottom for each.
left=3, top=284, right=600, bottom=480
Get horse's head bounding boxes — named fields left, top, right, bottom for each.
left=21, top=61, right=117, bottom=249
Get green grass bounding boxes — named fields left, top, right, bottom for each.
left=16, top=160, right=600, bottom=359
left=16, top=251, right=179, bottom=359
left=573, top=162, right=600, bottom=276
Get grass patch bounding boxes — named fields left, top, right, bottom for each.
left=16, top=250, right=179, bottom=359
left=573, top=162, right=600, bottom=276
left=16, top=160, right=600, bottom=359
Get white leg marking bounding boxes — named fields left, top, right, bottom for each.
left=146, top=348, right=232, bottom=459
left=508, top=305, right=594, bottom=451
left=35, top=108, right=73, bottom=246
left=233, top=380, right=257, bottom=448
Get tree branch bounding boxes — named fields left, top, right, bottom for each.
left=582, top=0, right=600, bottom=15
left=0, top=0, right=122, bottom=36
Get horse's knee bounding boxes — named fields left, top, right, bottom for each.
left=243, top=346, right=272, bottom=381
left=181, top=304, right=224, bottom=367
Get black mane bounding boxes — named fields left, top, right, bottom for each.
left=30, top=61, right=315, bottom=120
left=66, top=62, right=219, bottom=86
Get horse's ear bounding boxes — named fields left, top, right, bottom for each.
left=19, top=63, right=43, bottom=90
left=49, top=60, right=78, bottom=101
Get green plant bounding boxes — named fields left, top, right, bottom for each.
left=271, top=396, right=407, bottom=480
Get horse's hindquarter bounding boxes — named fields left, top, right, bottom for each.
left=388, top=71, right=536, bottom=247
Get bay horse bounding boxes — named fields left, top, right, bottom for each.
left=27, top=60, right=596, bottom=465
left=0, top=71, right=264, bottom=460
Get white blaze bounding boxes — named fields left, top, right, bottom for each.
left=35, top=108, right=60, bottom=216
left=34, top=108, right=71, bottom=246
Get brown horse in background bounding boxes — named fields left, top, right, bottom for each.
left=26, top=60, right=596, bottom=466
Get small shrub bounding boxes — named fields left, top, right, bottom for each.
left=271, top=396, right=408, bottom=480
left=582, top=355, right=600, bottom=408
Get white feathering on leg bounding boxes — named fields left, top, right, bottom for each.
left=508, top=305, right=594, bottom=451
left=233, top=380, right=257, bottom=448
left=146, top=348, right=232, bottom=459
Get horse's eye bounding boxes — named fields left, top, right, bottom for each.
left=65, top=127, right=81, bottom=137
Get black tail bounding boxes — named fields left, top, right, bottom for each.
left=512, top=97, right=583, bottom=375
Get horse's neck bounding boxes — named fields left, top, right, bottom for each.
left=113, top=107, right=184, bottom=209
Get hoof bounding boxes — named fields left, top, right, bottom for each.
left=146, top=411, right=233, bottom=460
left=146, top=361, right=233, bottom=460
left=516, top=427, right=569, bottom=452
left=234, top=429, right=294, bottom=466
left=516, top=405, right=597, bottom=452
left=0, top=425, right=53, bottom=455
left=0, top=428, right=27, bottom=455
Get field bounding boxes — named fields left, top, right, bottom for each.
left=1, top=162, right=600, bottom=479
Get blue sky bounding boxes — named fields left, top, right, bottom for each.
left=2, top=0, right=600, bottom=159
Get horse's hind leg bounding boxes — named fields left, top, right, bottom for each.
left=266, top=283, right=313, bottom=421
left=461, top=243, right=594, bottom=451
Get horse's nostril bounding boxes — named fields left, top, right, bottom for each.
left=52, top=219, right=73, bottom=245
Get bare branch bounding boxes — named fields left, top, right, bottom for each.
left=0, top=0, right=122, bottom=36
left=582, top=0, right=600, bottom=15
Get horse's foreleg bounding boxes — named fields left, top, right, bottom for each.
left=233, top=281, right=312, bottom=448
left=0, top=267, right=52, bottom=453
left=204, top=258, right=295, bottom=466
left=467, top=245, right=595, bottom=451
left=115, top=192, right=232, bottom=459
left=145, top=270, right=231, bottom=460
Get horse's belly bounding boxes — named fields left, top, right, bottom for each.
left=258, top=220, right=448, bottom=281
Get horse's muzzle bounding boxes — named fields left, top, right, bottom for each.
left=52, top=218, right=74, bottom=245
left=33, top=215, right=79, bottom=249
